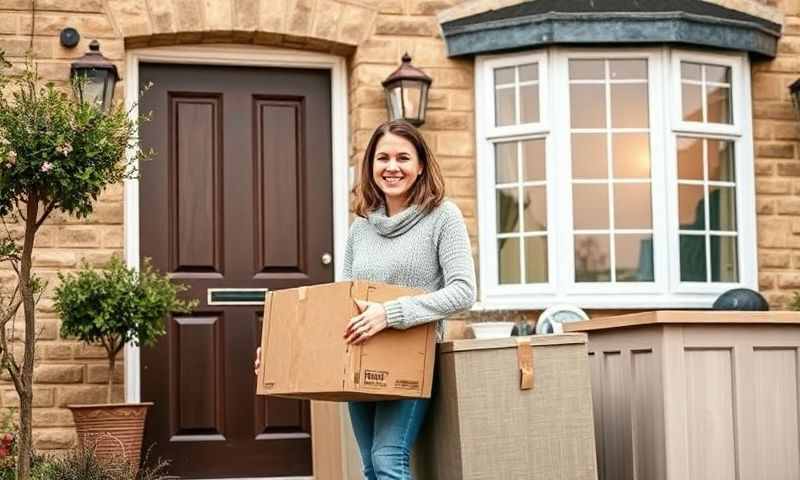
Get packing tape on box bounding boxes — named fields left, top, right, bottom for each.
left=516, top=337, right=534, bottom=390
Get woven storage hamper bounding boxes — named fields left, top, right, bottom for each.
left=414, top=333, right=598, bottom=480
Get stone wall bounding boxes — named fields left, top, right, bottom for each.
left=0, top=0, right=797, bottom=454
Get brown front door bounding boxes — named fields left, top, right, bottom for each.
left=139, top=62, right=333, bottom=478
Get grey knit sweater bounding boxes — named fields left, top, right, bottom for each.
left=342, top=200, right=477, bottom=340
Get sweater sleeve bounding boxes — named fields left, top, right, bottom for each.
left=341, top=223, right=355, bottom=281
left=382, top=202, right=477, bottom=329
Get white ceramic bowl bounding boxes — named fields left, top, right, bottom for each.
left=470, top=321, right=515, bottom=339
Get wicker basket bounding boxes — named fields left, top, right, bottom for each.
left=68, top=403, right=153, bottom=470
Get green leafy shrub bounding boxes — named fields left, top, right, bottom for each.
left=55, top=257, right=197, bottom=403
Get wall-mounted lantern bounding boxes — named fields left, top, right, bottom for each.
left=790, top=78, right=800, bottom=119
left=70, top=40, right=120, bottom=111
left=382, top=53, right=432, bottom=127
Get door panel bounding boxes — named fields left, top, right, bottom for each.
left=140, top=63, right=333, bottom=478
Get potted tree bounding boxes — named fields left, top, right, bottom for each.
left=54, top=256, right=196, bottom=469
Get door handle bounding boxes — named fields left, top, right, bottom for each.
left=321, top=253, right=333, bottom=265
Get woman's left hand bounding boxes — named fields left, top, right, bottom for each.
left=344, top=300, right=387, bottom=345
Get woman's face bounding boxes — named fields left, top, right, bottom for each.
left=372, top=132, right=423, bottom=203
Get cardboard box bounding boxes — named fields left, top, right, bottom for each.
left=256, top=281, right=435, bottom=401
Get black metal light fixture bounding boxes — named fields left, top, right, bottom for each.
left=382, top=53, right=432, bottom=127
left=790, top=78, right=800, bottom=119
left=70, top=40, right=120, bottom=111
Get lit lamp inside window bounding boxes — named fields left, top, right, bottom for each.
left=382, top=53, right=432, bottom=127
left=70, top=40, right=120, bottom=111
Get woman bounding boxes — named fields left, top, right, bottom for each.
left=256, top=119, right=475, bottom=479
left=341, top=119, right=475, bottom=479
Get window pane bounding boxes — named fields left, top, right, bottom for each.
left=681, top=62, right=702, bottom=81
left=575, top=234, right=611, bottom=282
left=709, top=186, right=737, bottom=231
left=707, top=140, right=735, bottom=182
left=573, top=184, right=609, bottom=230
left=615, top=234, right=654, bottom=282
left=495, top=142, right=518, bottom=184
left=572, top=133, right=607, bottom=179
left=523, top=187, right=547, bottom=232
left=569, top=59, right=604, bottom=80
left=495, top=87, right=515, bottom=126
left=494, top=67, right=515, bottom=85
left=682, top=83, right=703, bottom=122
left=610, top=59, right=647, bottom=80
left=612, top=133, right=650, bottom=178
left=522, top=139, right=546, bottom=181
left=614, top=184, right=652, bottom=229
left=710, top=236, right=738, bottom=282
left=677, top=137, right=703, bottom=181
left=611, top=84, right=649, bottom=128
left=706, top=64, right=731, bottom=84
left=519, top=63, right=538, bottom=82
left=707, top=85, right=731, bottom=124
left=679, top=185, right=706, bottom=230
left=498, top=237, right=521, bottom=284
left=570, top=84, right=606, bottom=128
left=496, top=188, right=520, bottom=233
left=520, top=84, right=540, bottom=123
left=524, top=236, right=548, bottom=283
left=680, top=234, right=707, bottom=281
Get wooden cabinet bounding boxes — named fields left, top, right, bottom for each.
left=565, top=311, right=800, bottom=480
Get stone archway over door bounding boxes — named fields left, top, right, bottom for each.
left=137, top=61, right=334, bottom=478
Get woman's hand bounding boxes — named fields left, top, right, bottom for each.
left=253, top=347, right=261, bottom=375
left=344, top=300, right=387, bottom=345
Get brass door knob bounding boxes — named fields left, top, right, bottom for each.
left=321, top=253, right=333, bottom=265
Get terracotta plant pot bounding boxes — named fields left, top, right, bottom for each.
left=68, top=402, right=154, bottom=470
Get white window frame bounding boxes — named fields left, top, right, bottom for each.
left=475, top=47, right=758, bottom=310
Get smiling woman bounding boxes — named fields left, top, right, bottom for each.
left=343, top=119, right=476, bottom=479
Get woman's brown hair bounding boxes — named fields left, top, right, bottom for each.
left=352, top=120, right=445, bottom=218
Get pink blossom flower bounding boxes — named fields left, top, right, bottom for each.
left=40, top=161, right=53, bottom=173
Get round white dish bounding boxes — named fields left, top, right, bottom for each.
left=470, top=321, right=515, bottom=339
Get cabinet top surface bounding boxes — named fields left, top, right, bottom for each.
left=563, top=310, right=800, bottom=332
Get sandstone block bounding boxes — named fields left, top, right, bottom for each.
left=205, top=0, right=234, bottom=31
left=34, top=13, right=116, bottom=37
left=756, top=142, right=794, bottom=159
left=33, top=408, right=75, bottom=427
left=756, top=179, right=790, bottom=195
left=87, top=363, right=124, bottom=384
left=57, top=227, right=100, bottom=248
left=55, top=385, right=108, bottom=407
left=34, top=364, right=83, bottom=384
left=757, top=198, right=776, bottom=214
left=287, top=0, right=314, bottom=36
left=107, top=0, right=152, bottom=37
left=148, top=0, right=176, bottom=33
left=338, top=4, right=375, bottom=45
left=312, top=0, right=342, bottom=40
left=777, top=161, right=800, bottom=177
left=33, top=250, right=77, bottom=268
left=778, top=273, right=800, bottom=289
left=437, top=131, right=474, bottom=156
left=777, top=197, right=800, bottom=215
left=33, top=428, right=76, bottom=449
left=446, top=177, right=477, bottom=197
left=760, top=251, right=791, bottom=268
left=174, top=0, right=205, bottom=33
left=41, top=342, right=74, bottom=360
left=2, top=387, right=54, bottom=408
left=759, top=272, right=776, bottom=290
left=375, top=15, right=437, bottom=37
left=410, top=0, right=459, bottom=15
left=234, top=0, right=259, bottom=30
left=425, top=111, right=470, bottom=130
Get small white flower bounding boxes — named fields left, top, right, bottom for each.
left=40, top=162, right=53, bottom=173
left=55, top=143, right=73, bottom=156
left=6, top=151, right=16, bottom=165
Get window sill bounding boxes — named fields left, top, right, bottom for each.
left=472, top=291, right=744, bottom=311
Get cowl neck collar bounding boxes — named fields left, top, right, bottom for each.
left=367, top=204, right=426, bottom=238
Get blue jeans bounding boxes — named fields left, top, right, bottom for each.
left=348, top=398, right=430, bottom=480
